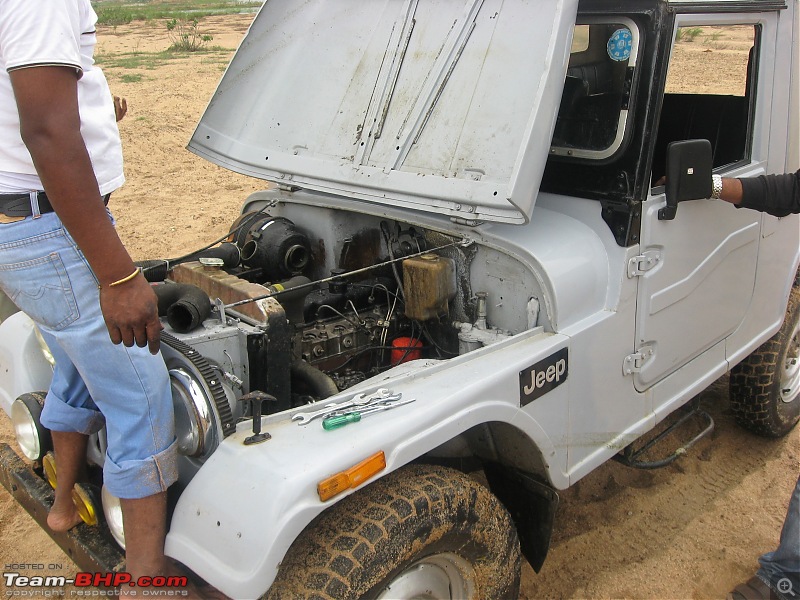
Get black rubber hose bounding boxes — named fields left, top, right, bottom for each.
left=136, top=243, right=241, bottom=284
left=265, top=276, right=312, bottom=302
left=153, top=283, right=212, bottom=333
left=290, top=359, right=339, bottom=400
left=136, top=259, right=169, bottom=283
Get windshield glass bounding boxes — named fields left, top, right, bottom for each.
left=550, top=18, right=639, bottom=159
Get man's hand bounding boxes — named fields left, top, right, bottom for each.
left=99, top=275, right=162, bottom=354
left=113, top=96, right=127, bottom=122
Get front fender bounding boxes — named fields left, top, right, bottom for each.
left=165, top=328, right=570, bottom=598
left=0, top=313, right=53, bottom=417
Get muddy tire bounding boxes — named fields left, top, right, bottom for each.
left=729, top=287, right=800, bottom=437
left=266, top=464, right=521, bottom=600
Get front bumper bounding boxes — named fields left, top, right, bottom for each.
left=0, top=443, right=125, bottom=572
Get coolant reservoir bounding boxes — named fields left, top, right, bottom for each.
left=402, top=254, right=456, bottom=320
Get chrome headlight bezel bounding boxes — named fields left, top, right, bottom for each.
left=169, top=367, right=215, bottom=457
left=10, top=392, right=51, bottom=461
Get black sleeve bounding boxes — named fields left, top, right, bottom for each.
left=738, top=170, right=800, bottom=217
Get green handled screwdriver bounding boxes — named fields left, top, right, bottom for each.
left=321, top=398, right=416, bottom=430
left=322, top=413, right=362, bottom=430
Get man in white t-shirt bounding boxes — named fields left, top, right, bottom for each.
left=0, top=0, right=178, bottom=585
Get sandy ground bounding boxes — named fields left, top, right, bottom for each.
left=1, top=15, right=798, bottom=599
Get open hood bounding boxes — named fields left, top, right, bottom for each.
left=189, top=0, right=579, bottom=224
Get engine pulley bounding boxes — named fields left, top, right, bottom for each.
left=161, top=333, right=235, bottom=458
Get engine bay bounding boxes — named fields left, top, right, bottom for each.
left=140, top=196, right=541, bottom=469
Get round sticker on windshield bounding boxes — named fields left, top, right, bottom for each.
left=607, top=28, right=633, bottom=62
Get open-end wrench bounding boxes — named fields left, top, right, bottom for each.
left=291, top=388, right=399, bottom=425
left=322, top=398, right=416, bottom=430
left=324, top=395, right=409, bottom=418
left=329, top=388, right=401, bottom=413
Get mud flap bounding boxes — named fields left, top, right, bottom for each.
left=483, top=462, right=559, bottom=573
left=0, top=443, right=124, bottom=573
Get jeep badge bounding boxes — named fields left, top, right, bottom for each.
left=520, top=348, right=569, bottom=406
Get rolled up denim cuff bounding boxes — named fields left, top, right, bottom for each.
left=103, top=439, right=179, bottom=499
left=40, top=394, right=106, bottom=436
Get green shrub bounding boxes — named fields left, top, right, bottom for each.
left=676, top=27, right=703, bottom=42
left=166, top=18, right=213, bottom=52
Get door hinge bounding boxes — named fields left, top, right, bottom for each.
left=627, top=250, right=661, bottom=278
left=623, top=345, right=654, bottom=375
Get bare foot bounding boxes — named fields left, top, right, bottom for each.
left=47, top=497, right=83, bottom=532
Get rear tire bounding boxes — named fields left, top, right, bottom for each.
left=266, top=464, right=521, bottom=600
left=730, top=287, right=800, bottom=437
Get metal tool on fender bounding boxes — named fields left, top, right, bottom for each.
left=292, top=388, right=400, bottom=425
left=322, top=398, right=416, bottom=430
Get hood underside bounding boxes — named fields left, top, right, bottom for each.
left=189, top=0, right=578, bottom=224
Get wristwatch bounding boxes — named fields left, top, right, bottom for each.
left=711, top=174, right=723, bottom=199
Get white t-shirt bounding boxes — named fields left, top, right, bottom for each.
left=0, top=0, right=124, bottom=195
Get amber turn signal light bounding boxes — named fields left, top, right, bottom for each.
left=317, top=451, right=386, bottom=502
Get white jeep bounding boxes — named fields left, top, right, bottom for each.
left=1, top=0, right=799, bottom=598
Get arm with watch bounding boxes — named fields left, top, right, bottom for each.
left=714, top=169, right=800, bottom=217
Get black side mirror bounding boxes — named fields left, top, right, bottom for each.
left=658, top=139, right=713, bottom=220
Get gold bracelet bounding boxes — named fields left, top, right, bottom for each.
left=103, top=267, right=142, bottom=289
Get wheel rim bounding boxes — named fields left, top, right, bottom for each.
left=376, top=552, right=476, bottom=600
left=781, top=318, right=800, bottom=404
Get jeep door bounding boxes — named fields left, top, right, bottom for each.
left=635, top=9, right=780, bottom=391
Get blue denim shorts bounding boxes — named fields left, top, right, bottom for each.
left=0, top=213, right=177, bottom=499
